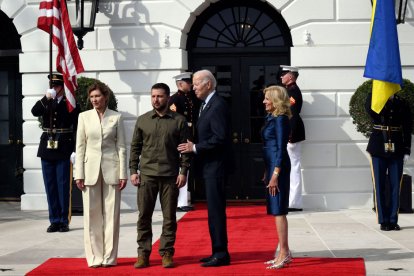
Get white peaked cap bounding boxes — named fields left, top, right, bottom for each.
left=173, top=72, right=192, bottom=81
left=280, top=65, right=299, bottom=72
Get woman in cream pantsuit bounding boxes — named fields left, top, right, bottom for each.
left=75, top=82, right=127, bottom=268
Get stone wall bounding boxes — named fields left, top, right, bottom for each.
left=1, top=0, right=413, bottom=210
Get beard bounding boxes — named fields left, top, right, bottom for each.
left=153, top=102, right=168, bottom=112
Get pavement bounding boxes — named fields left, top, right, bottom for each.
left=0, top=201, right=414, bottom=275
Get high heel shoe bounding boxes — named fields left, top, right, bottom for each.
left=266, top=252, right=292, bottom=269
left=264, top=259, right=275, bottom=265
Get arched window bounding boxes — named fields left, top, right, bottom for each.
left=0, top=11, right=21, bottom=51
left=188, top=0, right=291, bottom=50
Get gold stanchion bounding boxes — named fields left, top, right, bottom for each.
left=68, top=162, right=73, bottom=223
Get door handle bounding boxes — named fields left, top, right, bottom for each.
left=8, top=139, right=13, bottom=144
left=15, top=167, right=25, bottom=177
left=233, top=138, right=239, bottom=144
left=244, top=138, right=250, bottom=144
left=17, top=140, right=22, bottom=145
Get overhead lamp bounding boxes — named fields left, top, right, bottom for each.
left=67, top=0, right=99, bottom=49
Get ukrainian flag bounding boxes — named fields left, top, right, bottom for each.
left=364, top=0, right=403, bottom=114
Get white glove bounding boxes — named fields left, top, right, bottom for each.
left=403, top=154, right=410, bottom=164
left=46, top=88, right=57, bottom=99
left=70, top=152, right=76, bottom=165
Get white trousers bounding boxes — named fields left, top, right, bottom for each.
left=287, top=142, right=303, bottom=209
left=82, top=170, right=121, bottom=267
left=177, top=173, right=189, bottom=207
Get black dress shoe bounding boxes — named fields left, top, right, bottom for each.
left=200, top=256, right=213, bottom=263
left=59, top=224, right=70, bottom=232
left=201, top=257, right=230, bottom=267
left=390, top=223, right=401, bottom=231
left=177, top=206, right=194, bottom=212
left=47, top=223, right=61, bottom=233
left=380, top=223, right=390, bottom=231
left=288, top=208, right=303, bottom=212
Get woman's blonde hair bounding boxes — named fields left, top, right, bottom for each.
left=263, top=85, right=292, bottom=118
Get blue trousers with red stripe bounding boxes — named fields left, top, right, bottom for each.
left=41, top=159, right=71, bottom=225
left=371, top=156, right=403, bottom=225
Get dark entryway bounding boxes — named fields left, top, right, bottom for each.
left=187, top=0, right=292, bottom=200
left=0, top=11, right=23, bottom=200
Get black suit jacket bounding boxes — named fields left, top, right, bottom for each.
left=195, top=93, right=230, bottom=178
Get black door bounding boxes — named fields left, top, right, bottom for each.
left=186, top=0, right=292, bottom=200
left=192, top=55, right=288, bottom=200
left=0, top=56, right=23, bottom=199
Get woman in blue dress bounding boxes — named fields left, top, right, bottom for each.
left=261, top=85, right=292, bottom=269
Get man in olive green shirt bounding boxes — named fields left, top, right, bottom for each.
left=129, top=82, right=191, bottom=269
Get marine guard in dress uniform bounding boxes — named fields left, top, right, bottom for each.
left=31, top=73, right=80, bottom=233
left=280, top=65, right=306, bottom=211
left=365, top=93, right=412, bottom=231
left=169, top=72, right=201, bottom=212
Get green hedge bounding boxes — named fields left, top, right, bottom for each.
left=349, top=79, right=414, bottom=138
left=76, top=77, right=118, bottom=112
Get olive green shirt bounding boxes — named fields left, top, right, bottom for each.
left=129, top=109, right=191, bottom=176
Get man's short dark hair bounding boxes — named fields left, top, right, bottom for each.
left=290, top=72, right=299, bottom=79
left=151, top=83, right=170, bottom=96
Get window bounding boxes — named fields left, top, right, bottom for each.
left=194, top=5, right=289, bottom=48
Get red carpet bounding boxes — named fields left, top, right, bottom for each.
left=27, top=204, right=365, bottom=275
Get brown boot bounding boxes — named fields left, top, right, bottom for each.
left=134, top=256, right=149, bottom=268
left=162, top=252, right=174, bottom=268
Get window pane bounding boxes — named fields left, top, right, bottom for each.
left=0, top=96, right=9, bottom=120
left=0, top=71, right=8, bottom=95
left=0, top=122, right=8, bottom=144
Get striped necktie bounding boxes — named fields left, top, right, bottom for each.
left=199, top=101, right=205, bottom=117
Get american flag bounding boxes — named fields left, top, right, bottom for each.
left=38, top=0, right=85, bottom=112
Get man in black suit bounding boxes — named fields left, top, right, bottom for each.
left=178, top=69, right=230, bottom=267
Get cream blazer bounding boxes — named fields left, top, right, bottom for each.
left=75, top=108, right=127, bottom=185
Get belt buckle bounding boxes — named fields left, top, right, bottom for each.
left=47, top=140, right=58, bottom=149
left=384, top=143, right=395, bottom=152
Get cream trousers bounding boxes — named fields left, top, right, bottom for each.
left=82, top=169, right=121, bottom=267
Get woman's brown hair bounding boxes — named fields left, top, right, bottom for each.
left=87, top=82, right=110, bottom=106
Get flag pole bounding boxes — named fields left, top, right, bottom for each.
left=49, top=24, right=53, bottom=89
